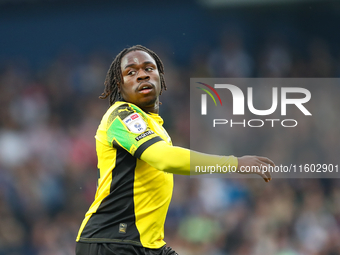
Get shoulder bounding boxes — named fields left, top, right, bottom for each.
left=107, top=102, right=135, bottom=123
left=102, top=101, right=148, bottom=127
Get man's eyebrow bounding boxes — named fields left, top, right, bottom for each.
left=124, top=61, right=156, bottom=69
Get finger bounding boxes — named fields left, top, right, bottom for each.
left=260, top=164, right=272, bottom=180
left=258, top=165, right=272, bottom=181
left=258, top=157, right=275, bottom=167
left=252, top=161, right=267, bottom=175
left=258, top=172, right=270, bottom=182
left=264, top=168, right=272, bottom=180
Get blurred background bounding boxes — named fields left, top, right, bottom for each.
left=0, top=0, right=340, bottom=254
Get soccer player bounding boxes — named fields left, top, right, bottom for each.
left=75, top=45, right=274, bottom=255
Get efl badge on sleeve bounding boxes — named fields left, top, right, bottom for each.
left=123, top=113, right=147, bottom=134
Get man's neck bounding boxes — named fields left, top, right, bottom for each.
left=140, top=104, right=159, bottom=114
left=137, top=98, right=160, bottom=114
left=118, top=98, right=160, bottom=114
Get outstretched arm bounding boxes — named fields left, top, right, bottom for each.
left=140, top=141, right=274, bottom=182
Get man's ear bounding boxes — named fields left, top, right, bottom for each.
left=117, top=83, right=123, bottom=100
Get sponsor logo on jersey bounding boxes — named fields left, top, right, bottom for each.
left=119, top=223, right=127, bottom=234
left=131, top=114, right=139, bottom=120
left=123, top=113, right=147, bottom=133
left=135, top=130, right=155, bottom=141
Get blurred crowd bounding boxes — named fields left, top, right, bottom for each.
left=0, top=31, right=340, bottom=255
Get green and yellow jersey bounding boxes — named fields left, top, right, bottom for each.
left=76, top=101, right=173, bottom=249
left=76, top=101, right=239, bottom=249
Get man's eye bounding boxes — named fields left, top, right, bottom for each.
left=145, top=67, right=153, bottom=71
left=128, top=71, right=136, bottom=75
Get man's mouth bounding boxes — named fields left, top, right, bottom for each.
left=138, top=83, right=154, bottom=94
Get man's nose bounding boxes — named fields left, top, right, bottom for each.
left=137, top=70, right=150, bottom=81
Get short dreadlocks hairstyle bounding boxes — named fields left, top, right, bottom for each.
left=99, top=45, right=167, bottom=106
